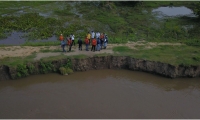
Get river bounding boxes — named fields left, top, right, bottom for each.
left=0, top=69, right=200, bottom=119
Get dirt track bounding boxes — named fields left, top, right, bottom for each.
left=0, top=41, right=182, bottom=60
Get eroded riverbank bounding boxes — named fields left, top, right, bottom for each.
left=0, top=55, right=200, bottom=80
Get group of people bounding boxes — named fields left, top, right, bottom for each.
left=59, top=33, right=75, bottom=52
left=59, top=31, right=108, bottom=52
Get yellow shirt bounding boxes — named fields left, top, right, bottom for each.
left=87, top=33, right=91, bottom=39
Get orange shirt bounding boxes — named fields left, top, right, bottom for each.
left=59, top=35, right=64, bottom=41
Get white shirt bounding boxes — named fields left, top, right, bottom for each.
left=91, top=32, right=95, bottom=38
left=71, top=35, right=75, bottom=40
left=96, top=32, right=100, bottom=38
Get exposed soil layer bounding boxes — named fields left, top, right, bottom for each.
left=0, top=56, right=199, bottom=80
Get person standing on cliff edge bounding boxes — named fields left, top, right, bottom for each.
left=87, top=32, right=91, bottom=45
left=78, top=38, right=83, bottom=51
left=100, top=33, right=104, bottom=50
left=71, top=34, right=75, bottom=46
left=104, top=34, right=108, bottom=49
left=91, top=38, right=97, bottom=52
left=68, top=37, right=72, bottom=52
left=85, top=36, right=89, bottom=51
left=59, top=34, right=66, bottom=52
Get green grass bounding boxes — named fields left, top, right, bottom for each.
left=0, top=1, right=200, bottom=46
left=0, top=52, right=36, bottom=66
left=21, top=41, right=60, bottom=46
left=113, top=45, right=200, bottom=66
left=70, top=54, right=89, bottom=59
left=94, top=53, right=113, bottom=57
left=40, top=49, right=61, bottom=53
left=40, top=54, right=88, bottom=62
left=0, top=1, right=53, bottom=15
left=40, top=55, right=68, bottom=62
left=113, top=46, right=132, bottom=52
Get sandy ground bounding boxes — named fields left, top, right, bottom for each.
left=0, top=41, right=183, bottom=60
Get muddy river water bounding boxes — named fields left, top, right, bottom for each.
left=0, top=69, right=200, bottom=119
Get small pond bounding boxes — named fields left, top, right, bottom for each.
left=0, top=31, right=58, bottom=45
left=152, top=6, right=196, bottom=18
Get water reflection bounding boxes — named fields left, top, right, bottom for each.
left=152, top=6, right=196, bottom=18
left=0, top=31, right=27, bottom=45
left=0, top=31, right=58, bottom=45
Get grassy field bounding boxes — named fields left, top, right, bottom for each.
left=113, top=45, right=200, bottom=66
left=0, top=53, right=37, bottom=66
left=0, top=1, right=200, bottom=44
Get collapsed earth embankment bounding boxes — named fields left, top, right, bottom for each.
left=0, top=56, right=200, bottom=80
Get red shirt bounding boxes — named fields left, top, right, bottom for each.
left=92, top=38, right=97, bottom=45
left=85, top=38, right=89, bottom=44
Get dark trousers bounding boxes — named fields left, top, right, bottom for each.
left=72, top=40, right=75, bottom=46
left=89, top=39, right=91, bottom=45
left=62, top=44, right=66, bottom=52
left=69, top=45, right=72, bottom=51
left=101, top=40, right=104, bottom=49
left=79, top=44, right=82, bottom=50
left=91, top=45, right=96, bottom=52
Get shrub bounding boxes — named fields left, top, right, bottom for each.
left=66, top=68, right=73, bottom=74
left=59, top=67, right=67, bottom=75
left=16, top=64, right=29, bottom=78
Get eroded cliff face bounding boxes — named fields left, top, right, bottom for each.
left=0, top=65, right=11, bottom=80
left=0, top=56, right=200, bottom=80
left=71, top=56, right=200, bottom=78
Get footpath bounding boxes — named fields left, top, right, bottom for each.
left=0, top=41, right=182, bottom=60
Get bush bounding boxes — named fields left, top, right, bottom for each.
left=59, top=67, right=67, bottom=75
left=16, top=64, right=29, bottom=78
left=59, top=67, right=73, bottom=75
left=66, top=68, right=73, bottom=74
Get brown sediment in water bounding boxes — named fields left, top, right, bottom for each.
left=0, top=55, right=200, bottom=80
left=0, top=69, right=200, bottom=119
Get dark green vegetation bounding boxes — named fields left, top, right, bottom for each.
left=4, top=55, right=73, bottom=78
left=189, top=2, right=200, bottom=17
left=0, top=1, right=200, bottom=45
left=0, top=52, right=87, bottom=67
left=113, top=45, right=200, bottom=66
left=21, top=41, right=60, bottom=46
left=59, top=59, right=73, bottom=75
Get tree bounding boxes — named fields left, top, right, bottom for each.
left=191, top=2, right=200, bottom=18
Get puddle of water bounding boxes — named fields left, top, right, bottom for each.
left=152, top=6, right=196, bottom=18
left=39, top=12, right=52, bottom=17
left=0, top=31, right=27, bottom=45
left=0, top=31, right=58, bottom=45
